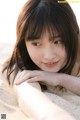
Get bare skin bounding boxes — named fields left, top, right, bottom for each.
left=15, top=70, right=80, bottom=95
left=14, top=76, right=76, bottom=120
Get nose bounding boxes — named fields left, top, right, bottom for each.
left=43, top=46, right=56, bottom=61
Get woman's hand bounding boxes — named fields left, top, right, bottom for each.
left=15, top=70, right=61, bottom=87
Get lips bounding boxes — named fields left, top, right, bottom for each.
left=43, top=62, right=58, bottom=67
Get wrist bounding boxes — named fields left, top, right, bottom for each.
left=57, top=73, right=66, bottom=87
left=58, top=73, right=71, bottom=88
left=51, top=73, right=64, bottom=86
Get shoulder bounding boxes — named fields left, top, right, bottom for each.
left=71, top=60, right=80, bottom=77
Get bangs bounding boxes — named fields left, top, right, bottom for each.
left=25, top=20, right=60, bottom=41
left=25, top=2, right=69, bottom=43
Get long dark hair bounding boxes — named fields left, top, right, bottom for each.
left=3, top=0, right=79, bottom=84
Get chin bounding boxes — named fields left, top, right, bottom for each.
left=41, top=68, right=59, bottom=73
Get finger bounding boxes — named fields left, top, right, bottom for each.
left=15, top=72, right=39, bottom=85
left=15, top=70, right=28, bottom=81
left=15, top=79, right=27, bottom=85
left=27, top=76, right=39, bottom=83
left=15, top=72, right=32, bottom=85
left=15, top=70, right=40, bottom=85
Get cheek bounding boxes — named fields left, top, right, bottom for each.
left=27, top=48, right=41, bottom=62
left=60, top=48, right=67, bottom=61
left=56, top=46, right=67, bottom=59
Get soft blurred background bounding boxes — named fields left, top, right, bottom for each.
left=0, top=0, right=80, bottom=44
left=0, top=0, right=80, bottom=64
left=0, top=0, right=27, bottom=44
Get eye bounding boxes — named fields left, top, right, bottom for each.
left=54, top=40, right=62, bottom=45
left=31, top=42, right=41, bottom=46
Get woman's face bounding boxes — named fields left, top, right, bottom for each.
left=25, top=30, right=67, bottom=72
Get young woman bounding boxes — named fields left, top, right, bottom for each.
left=2, top=0, right=80, bottom=119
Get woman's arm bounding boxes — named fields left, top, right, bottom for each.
left=13, top=82, right=75, bottom=120
left=15, top=70, right=80, bottom=95
left=60, top=73, right=80, bottom=95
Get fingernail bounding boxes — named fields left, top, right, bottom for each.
left=15, top=83, right=19, bottom=85
left=27, top=80, right=31, bottom=83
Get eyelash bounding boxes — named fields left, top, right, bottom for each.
left=50, top=39, right=62, bottom=45
left=32, top=42, right=41, bottom=46
left=54, top=40, right=62, bottom=44
left=31, top=40, right=62, bottom=46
